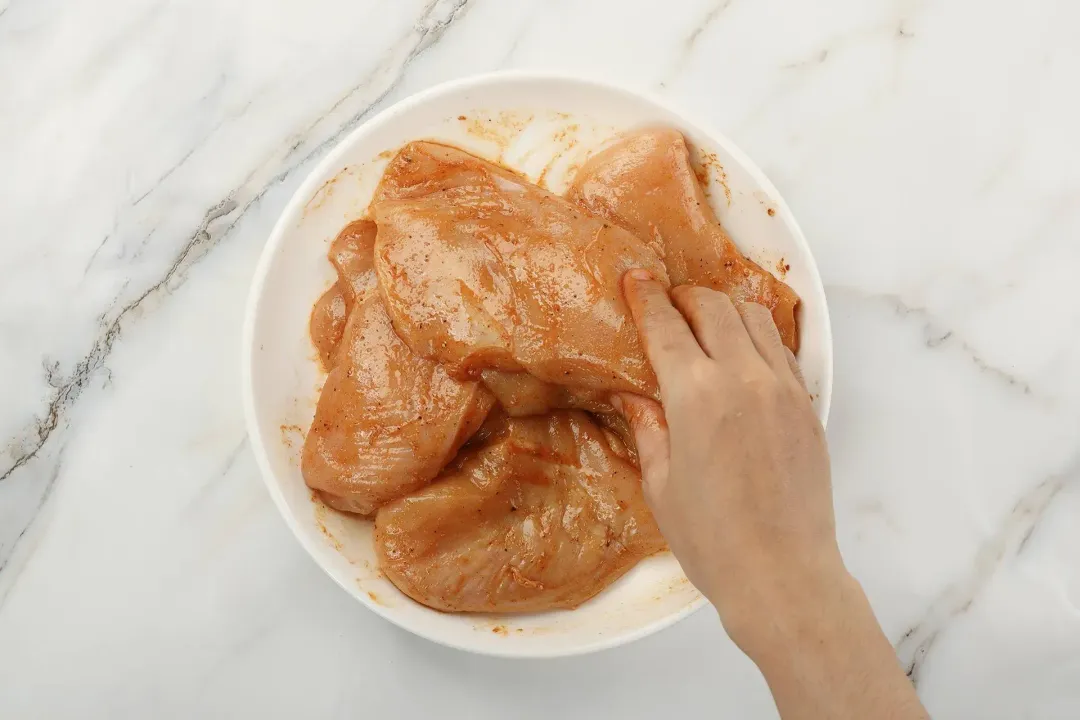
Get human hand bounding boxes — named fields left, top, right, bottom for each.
left=612, top=270, right=844, bottom=656
left=613, top=269, right=928, bottom=719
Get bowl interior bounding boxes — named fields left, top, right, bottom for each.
left=242, top=73, right=832, bottom=657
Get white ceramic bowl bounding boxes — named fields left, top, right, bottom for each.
left=242, top=72, right=833, bottom=658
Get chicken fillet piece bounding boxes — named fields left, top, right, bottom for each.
left=567, top=127, right=800, bottom=351
left=374, top=411, right=665, bottom=612
left=309, top=219, right=381, bottom=370
left=303, top=221, right=495, bottom=516
left=478, top=370, right=613, bottom=417
left=371, top=141, right=669, bottom=398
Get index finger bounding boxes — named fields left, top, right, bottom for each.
left=622, top=270, right=705, bottom=388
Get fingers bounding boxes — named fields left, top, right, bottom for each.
left=784, top=347, right=807, bottom=390
left=735, top=303, right=795, bottom=381
left=623, top=271, right=705, bottom=392
left=669, top=285, right=760, bottom=368
left=610, top=392, right=670, bottom=504
left=625, top=271, right=804, bottom=396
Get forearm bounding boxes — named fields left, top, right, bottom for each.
left=735, top=571, right=928, bottom=720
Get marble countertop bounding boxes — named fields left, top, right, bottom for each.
left=2, top=0, right=1079, bottom=717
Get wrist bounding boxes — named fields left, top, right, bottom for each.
left=710, top=553, right=860, bottom=664
left=721, top=567, right=928, bottom=719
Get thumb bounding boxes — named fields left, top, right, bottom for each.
left=611, top=392, right=671, bottom=503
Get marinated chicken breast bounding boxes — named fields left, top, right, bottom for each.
left=371, top=141, right=669, bottom=398
left=310, top=282, right=349, bottom=370
left=329, top=219, right=380, bottom=304
left=303, top=220, right=495, bottom=515
left=479, top=370, right=613, bottom=417
left=374, top=411, right=665, bottom=613
left=309, top=219, right=380, bottom=370
left=593, top=411, right=638, bottom=466
left=567, top=127, right=801, bottom=351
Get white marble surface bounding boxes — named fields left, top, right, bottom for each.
left=1, top=0, right=1079, bottom=716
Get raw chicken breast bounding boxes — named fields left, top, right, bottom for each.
left=479, top=370, right=613, bottom=417
left=567, top=127, right=801, bottom=352
left=374, top=411, right=665, bottom=612
left=309, top=219, right=379, bottom=370
left=329, top=219, right=379, bottom=304
left=302, top=222, right=495, bottom=516
left=371, top=141, right=669, bottom=398
left=592, top=411, right=638, bottom=466
left=310, top=282, right=349, bottom=370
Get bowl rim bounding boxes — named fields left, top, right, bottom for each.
left=241, top=69, right=833, bottom=658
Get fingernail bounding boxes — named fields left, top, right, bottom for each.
left=628, top=269, right=652, bottom=281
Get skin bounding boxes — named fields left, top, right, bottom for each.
left=613, top=269, right=929, bottom=720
